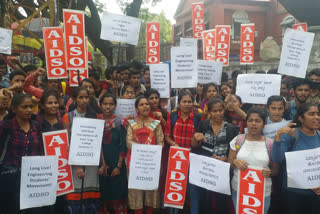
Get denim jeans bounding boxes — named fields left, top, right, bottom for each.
left=169, top=183, right=199, bottom=214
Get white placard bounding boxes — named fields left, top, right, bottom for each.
left=171, top=46, right=198, bottom=88
left=0, top=27, right=12, bottom=54
left=236, top=74, right=281, bottom=104
left=197, top=60, right=223, bottom=85
left=100, top=12, right=141, bottom=46
left=180, top=38, right=198, bottom=47
left=263, top=120, right=291, bottom=139
left=128, top=144, right=162, bottom=190
left=68, top=118, right=104, bottom=165
left=278, top=29, right=315, bottom=78
left=150, top=64, right=170, bottom=98
left=189, top=153, right=231, bottom=195
left=286, top=147, right=320, bottom=189
left=115, top=99, right=136, bottom=118
left=20, top=156, right=58, bottom=210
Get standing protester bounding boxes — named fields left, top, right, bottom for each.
left=143, top=66, right=151, bottom=90
left=0, top=88, right=10, bottom=120
left=307, top=69, right=320, bottom=104
left=266, top=95, right=287, bottom=124
left=200, top=83, right=219, bottom=114
left=128, top=70, right=146, bottom=96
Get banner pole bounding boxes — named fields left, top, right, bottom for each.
left=77, top=70, right=81, bottom=86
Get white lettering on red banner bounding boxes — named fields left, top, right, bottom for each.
left=202, top=29, right=216, bottom=60
left=146, top=22, right=160, bottom=64
left=164, top=147, right=190, bottom=209
left=215, top=25, right=231, bottom=66
left=292, top=23, right=308, bottom=32
left=69, top=69, right=88, bottom=87
left=237, top=168, right=265, bottom=214
left=63, top=9, right=86, bottom=69
left=240, top=23, right=255, bottom=65
left=43, top=27, right=68, bottom=79
left=192, top=2, right=205, bottom=39
left=43, top=130, right=74, bottom=196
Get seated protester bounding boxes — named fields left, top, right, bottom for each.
left=228, top=107, right=279, bottom=214
left=284, top=78, right=311, bottom=120
left=62, top=87, right=101, bottom=214
left=89, top=72, right=109, bottom=99
left=225, top=94, right=247, bottom=134
left=307, top=68, right=320, bottom=104
left=0, top=94, right=44, bottom=213
left=0, top=88, right=10, bottom=120
left=272, top=103, right=320, bottom=214
left=220, top=82, right=232, bottom=100
left=143, top=66, right=151, bottom=90
left=266, top=95, right=287, bottom=124
left=200, top=83, right=219, bottom=113
left=191, top=98, right=237, bottom=214
left=128, top=69, right=146, bottom=97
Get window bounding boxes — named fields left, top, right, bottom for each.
left=232, top=10, right=249, bottom=40
left=184, top=20, right=193, bottom=37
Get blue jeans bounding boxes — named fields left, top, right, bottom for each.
left=169, top=183, right=199, bottom=214
left=232, top=189, right=270, bottom=214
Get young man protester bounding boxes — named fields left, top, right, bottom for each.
left=307, top=68, right=320, bottom=104
left=129, top=69, right=146, bottom=96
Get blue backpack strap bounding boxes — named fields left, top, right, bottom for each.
left=236, top=134, right=246, bottom=152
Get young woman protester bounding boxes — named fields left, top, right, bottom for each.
left=191, top=98, right=238, bottom=214
left=225, top=94, right=247, bottom=134
left=228, top=107, right=279, bottom=214
left=62, top=87, right=101, bottom=214
left=98, top=93, right=128, bottom=214
left=266, top=95, right=287, bottom=124
left=220, top=82, right=233, bottom=100
left=272, top=103, right=320, bottom=214
left=126, top=96, right=164, bottom=214
left=0, top=93, right=44, bottom=213
left=200, top=83, right=219, bottom=114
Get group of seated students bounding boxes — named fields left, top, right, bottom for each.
left=0, top=58, right=320, bottom=214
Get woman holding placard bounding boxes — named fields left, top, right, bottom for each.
left=272, top=103, right=320, bottom=214
left=228, top=107, right=278, bottom=214
left=126, top=96, right=164, bottom=214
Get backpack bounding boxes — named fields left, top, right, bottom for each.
left=170, top=110, right=202, bottom=136
left=289, top=128, right=320, bottom=151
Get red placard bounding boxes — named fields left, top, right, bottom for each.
left=69, top=69, right=88, bottom=87
left=63, top=9, right=86, bottom=69
left=146, top=22, right=160, bottom=64
left=203, top=29, right=216, bottom=60
left=43, top=27, right=68, bottom=79
left=215, top=25, right=231, bottom=66
left=164, top=147, right=190, bottom=209
left=43, top=130, right=74, bottom=196
left=237, top=168, right=265, bottom=214
left=292, top=23, right=308, bottom=32
left=240, top=23, right=255, bottom=65
left=192, top=2, right=205, bottom=39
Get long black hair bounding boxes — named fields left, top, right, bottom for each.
left=202, top=83, right=218, bottom=100
left=144, top=88, right=168, bottom=121
left=39, top=89, right=60, bottom=115
left=293, top=103, right=318, bottom=127
left=5, top=93, right=32, bottom=120
left=71, top=87, right=98, bottom=118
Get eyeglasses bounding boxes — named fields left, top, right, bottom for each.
left=124, top=91, right=135, bottom=95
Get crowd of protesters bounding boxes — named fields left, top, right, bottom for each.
left=0, top=55, right=320, bottom=214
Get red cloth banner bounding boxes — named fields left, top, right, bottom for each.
left=237, top=168, right=265, bottom=214
left=43, top=27, right=68, bottom=79
left=69, top=69, right=88, bottom=87
left=240, top=23, right=255, bottom=65
left=43, top=130, right=74, bottom=196
left=164, top=147, right=190, bottom=209
left=292, top=23, right=308, bottom=32
left=63, top=9, right=86, bottom=69
left=215, top=25, right=231, bottom=66
left=192, top=2, right=205, bottom=39
left=203, top=29, right=216, bottom=60
left=146, top=22, right=160, bottom=64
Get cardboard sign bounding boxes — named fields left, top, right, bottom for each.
left=215, top=25, right=231, bottom=66
left=192, top=2, right=205, bottom=39
left=263, top=120, right=291, bottom=140
left=171, top=46, right=198, bottom=88
left=69, top=69, right=88, bottom=87
left=0, top=27, right=12, bottom=54
left=240, top=24, right=255, bottom=65
left=68, top=118, right=104, bottom=166
left=63, top=9, right=86, bottom=70
left=237, top=167, right=265, bottom=214
left=43, top=27, right=68, bottom=79
left=101, top=12, right=141, bottom=46
left=286, top=147, right=320, bottom=189
left=278, top=29, right=314, bottom=78
left=197, top=60, right=223, bottom=85
left=189, top=153, right=231, bottom=195
left=128, top=144, right=162, bottom=190
left=115, top=99, right=136, bottom=118
left=146, top=22, right=160, bottom=64
left=203, top=29, right=216, bottom=60
left=150, top=63, right=170, bottom=98
left=292, top=23, right=308, bottom=32
left=43, top=130, right=74, bottom=196
left=180, top=38, right=198, bottom=47
left=236, top=74, right=281, bottom=104
left=20, top=156, right=59, bottom=210
left=164, top=147, right=190, bottom=209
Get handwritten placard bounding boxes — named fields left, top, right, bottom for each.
left=236, top=74, right=281, bottom=104
left=115, top=99, right=136, bottom=118
left=197, top=60, right=223, bottom=85
left=101, top=12, right=141, bottom=46
left=128, top=144, right=162, bottom=190
left=150, top=64, right=170, bottom=98
left=278, top=29, right=314, bottom=78
left=0, top=27, right=12, bottom=54
left=180, top=38, right=198, bottom=47
left=286, top=147, right=320, bottom=189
